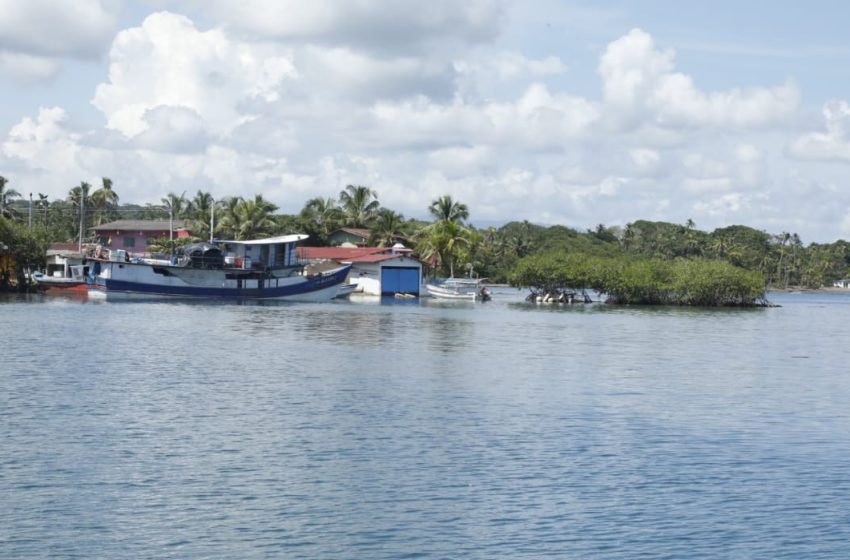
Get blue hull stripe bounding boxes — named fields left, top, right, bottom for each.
left=90, top=265, right=350, bottom=299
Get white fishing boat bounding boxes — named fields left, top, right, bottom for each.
left=33, top=265, right=89, bottom=293
left=425, top=278, right=491, bottom=301
left=88, top=234, right=350, bottom=301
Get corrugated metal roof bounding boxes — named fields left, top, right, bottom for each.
left=216, top=234, right=308, bottom=245
left=331, top=227, right=370, bottom=238
left=90, top=220, right=186, bottom=231
left=297, top=246, right=387, bottom=260
left=347, top=253, right=420, bottom=264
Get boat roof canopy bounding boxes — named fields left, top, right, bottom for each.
left=215, top=234, right=309, bottom=246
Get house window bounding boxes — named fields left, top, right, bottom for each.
left=124, top=237, right=136, bottom=248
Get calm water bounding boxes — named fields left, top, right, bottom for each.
left=2, top=290, right=850, bottom=559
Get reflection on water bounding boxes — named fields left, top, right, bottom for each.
left=3, top=293, right=850, bottom=558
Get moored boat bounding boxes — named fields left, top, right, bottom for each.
left=33, top=265, right=89, bottom=292
left=425, top=278, right=491, bottom=301
left=333, top=283, right=358, bottom=299
left=88, top=234, right=350, bottom=301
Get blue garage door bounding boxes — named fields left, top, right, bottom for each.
left=381, top=267, right=420, bottom=295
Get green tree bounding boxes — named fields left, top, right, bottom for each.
left=418, top=219, right=471, bottom=278
left=161, top=191, right=189, bottom=219
left=338, top=184, right=379, bottom=228
left=428, top=194, right=469, bottom=224
left=368, top=208, right=405, bottom=247
left=0, top=218, right=49, bottom=290
left=90, top=177, right=120, bottom=225
left=37, top=193, right=50, bottom=227
left=301, top=196, right=343, bottom=242
left=218, top=195, right=278, bottom=240
left=187, top=190, right=216, bottom=240
left=0, top=176, right=22, bottom=220
left=67, top=181, right=92, bottom=243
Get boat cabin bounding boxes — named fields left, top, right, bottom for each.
left=215, top=234, right=307, bottom=271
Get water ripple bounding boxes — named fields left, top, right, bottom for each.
left=2, top=292, right=850, bottom=558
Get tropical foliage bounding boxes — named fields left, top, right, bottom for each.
left=3, top=173, right=850, bottom=291
left=510, top=251, right=768, bottom=306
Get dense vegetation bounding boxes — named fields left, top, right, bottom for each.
left=510, top=252, right=768, bottom=306
left=3, top=173, right=850, bottom=298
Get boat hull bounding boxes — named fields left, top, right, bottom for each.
left=425, top=284, right=478, bottom=300
left=88, top=261, right=351, bottom=301
left=35, top=279, right=88, bottom=292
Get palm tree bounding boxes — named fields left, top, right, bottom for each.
left=90, top=177, right=120, bottom=225
left=0, top=176, right=22, bottom=219
left=37, top=193, right=49, bottom=227
left=417, top=220, right=472, bottom=278
left=368, top=208, right=405, bottom=247
left=301, top=197, right=343, bottom=241
left=161, top=191, right=189, bottom=220
left=67, top=181, right=91, bottom=243
left=428, top=194, right=469, bottom=224
left=187, top=190, right=215, bottom=240
left=217, top=195, right=278, bottom=240
left=216, top=196, right=243, bottom=239
left=338, top=184, right=380, bottom=228
left=233, top=195, right=278, bottom=240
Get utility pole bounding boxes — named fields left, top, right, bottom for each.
left=28, top=193, right=32, bottom=228
left=78, top=191, right=85, bottom=253
left=169, top=204, right=174, bottom=257
left=210, top=201, right=215, bottom=244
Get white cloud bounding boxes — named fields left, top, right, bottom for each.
left=207, top=0, right=503, bottom=53
left=92, top=12, right=298, bottom=137
left=5, top=14, right=850, bottom=241
left=692, top=192, right=750, bottom=216
left=298, top=46, right=457, bottom=102
left=0, top=0, right=118, bottom=59
left=2, top=107, right=81, bottom=174
left=457, top=51, right=567, bottom=81
left=0, top=51, right=59, bottom=82
left=599, top=28, right=800, bottom=130
left=790, top=100, right=850, bottom=161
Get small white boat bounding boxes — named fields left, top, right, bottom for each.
left=425, top=278, right=491, bottom=301
left=334, top=283, right=358, bottom=299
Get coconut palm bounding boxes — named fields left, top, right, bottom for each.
left=37, top=193, right=49, bottom=227
left=90, top=177, right=120, bottom=225
left=338, top=184, right=379, bottom=228
left=428, top=194, right=469, bottom=225
left=187, top=190, right=215, bottom=240
left=216, top=196, right=242, bottom=239
left=417, top=219, right=471, bottom=278
left=218, top=195, right=278, bottom=240
left=161, top=191, right=189, bottom=219
left=302, top=197, right=344, bottom=240
left=368, top=208, right=405, bottom=247
left=67, top=182, right=92, bottom=240
left=0, top=176, right=22, bottom=220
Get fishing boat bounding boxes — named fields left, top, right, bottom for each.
left=425, top=278, right=491, bottom=301
left=334, top=283, right=358, bottom=299
left=33, top=265, right=89, bottom=292
left=87, top=234, right=350, bottom=301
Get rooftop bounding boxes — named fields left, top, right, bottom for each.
left=90, top=219, right=187, bottom=231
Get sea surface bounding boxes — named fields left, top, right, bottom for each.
left=2, top=289, right=850, bottom=559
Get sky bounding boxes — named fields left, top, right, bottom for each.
left=2, top=0, right=850, bottom=242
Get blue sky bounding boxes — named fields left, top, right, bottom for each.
left=2, top=0, right=850, bottom=241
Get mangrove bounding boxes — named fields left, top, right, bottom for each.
left=510, top=251, right=769, bottom=307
